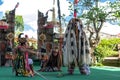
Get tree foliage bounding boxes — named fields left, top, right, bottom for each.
left=80, top=1, right=120, bottom=47
left=94, top=38, right=120, bottom=63
left=15, top=15, right=24, bottom=31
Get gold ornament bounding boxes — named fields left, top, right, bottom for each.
left=39, top=33, right=46, bottom=43
left=7, top=32, right=14, bottom=40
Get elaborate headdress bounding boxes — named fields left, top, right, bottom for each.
left=18, top=33, right=27, bottom=44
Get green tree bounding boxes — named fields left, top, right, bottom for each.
left=14, top=15, right=24, bottom=39
left=15, top=15, right=24, bottom=31
left=81, top=1, right=120, bottom=63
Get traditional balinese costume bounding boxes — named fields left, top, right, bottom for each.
left=44, top=49, right=61, bottom=72
left=38, top=47, right=49, bottom=71
left=13, top=33, right=34, bottom=77
left=38, top=47, right=61, bottom=72
left=62, top=18, right=91, bottom=75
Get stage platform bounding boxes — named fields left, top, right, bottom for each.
left=0, top=66, right=120, bottom=80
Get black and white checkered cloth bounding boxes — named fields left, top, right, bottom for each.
left=62, top=18, right=91, bottom=66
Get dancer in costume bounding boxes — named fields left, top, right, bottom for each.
left=13, top=33, right=37, bottom=77
left=38, top=46, right=62, bottom=72
left=62, top=18, right=91, bottom=75
left=45, top=46, right=62, bottom=72
left=38, top=47, right=49, bottom=71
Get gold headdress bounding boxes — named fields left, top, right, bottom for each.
left=18, top=33, right=27, bottom=44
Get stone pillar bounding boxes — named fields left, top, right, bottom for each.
left=6, top=9, right=15, bottom=47
left=37, top=11, right=53, bottom=50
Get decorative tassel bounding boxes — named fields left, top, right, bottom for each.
left=73, top=0, right=79, bottom=18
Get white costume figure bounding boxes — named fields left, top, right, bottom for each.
left=62, top=18, right=91, bottom=75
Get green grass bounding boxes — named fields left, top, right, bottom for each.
left=0, top=66, right=120, bottom=80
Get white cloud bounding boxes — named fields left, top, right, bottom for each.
left=23, top=29, right=37, bottom=39
left=0, top=0, right=70, bottom=39
left=101, top=22, right=120, bottom=35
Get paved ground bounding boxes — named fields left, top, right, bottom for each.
left=0, top=66, right=120, bottom=80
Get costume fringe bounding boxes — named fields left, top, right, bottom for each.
left=62, top=18, right=91, bottom=66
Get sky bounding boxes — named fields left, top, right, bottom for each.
left=0, top=0, right=70, bottom=39
left=0, top=0, right=120, bottom=39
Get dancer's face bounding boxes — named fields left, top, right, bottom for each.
left=53, top=49, right=58, bottom=56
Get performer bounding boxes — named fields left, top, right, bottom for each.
left=62, top=18, right=91, bottom=75
left=45, top=46, right=62, bottom=71
left=38, top=47, right=49, bottom=71
left=13, top=33, right=37, bottom=77
left=38, top=46, right=62, bottom=72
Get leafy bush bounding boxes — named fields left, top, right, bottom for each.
left=94, top=38, right=120, bottom=63
left=92, top=62, right=104, bottom=66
